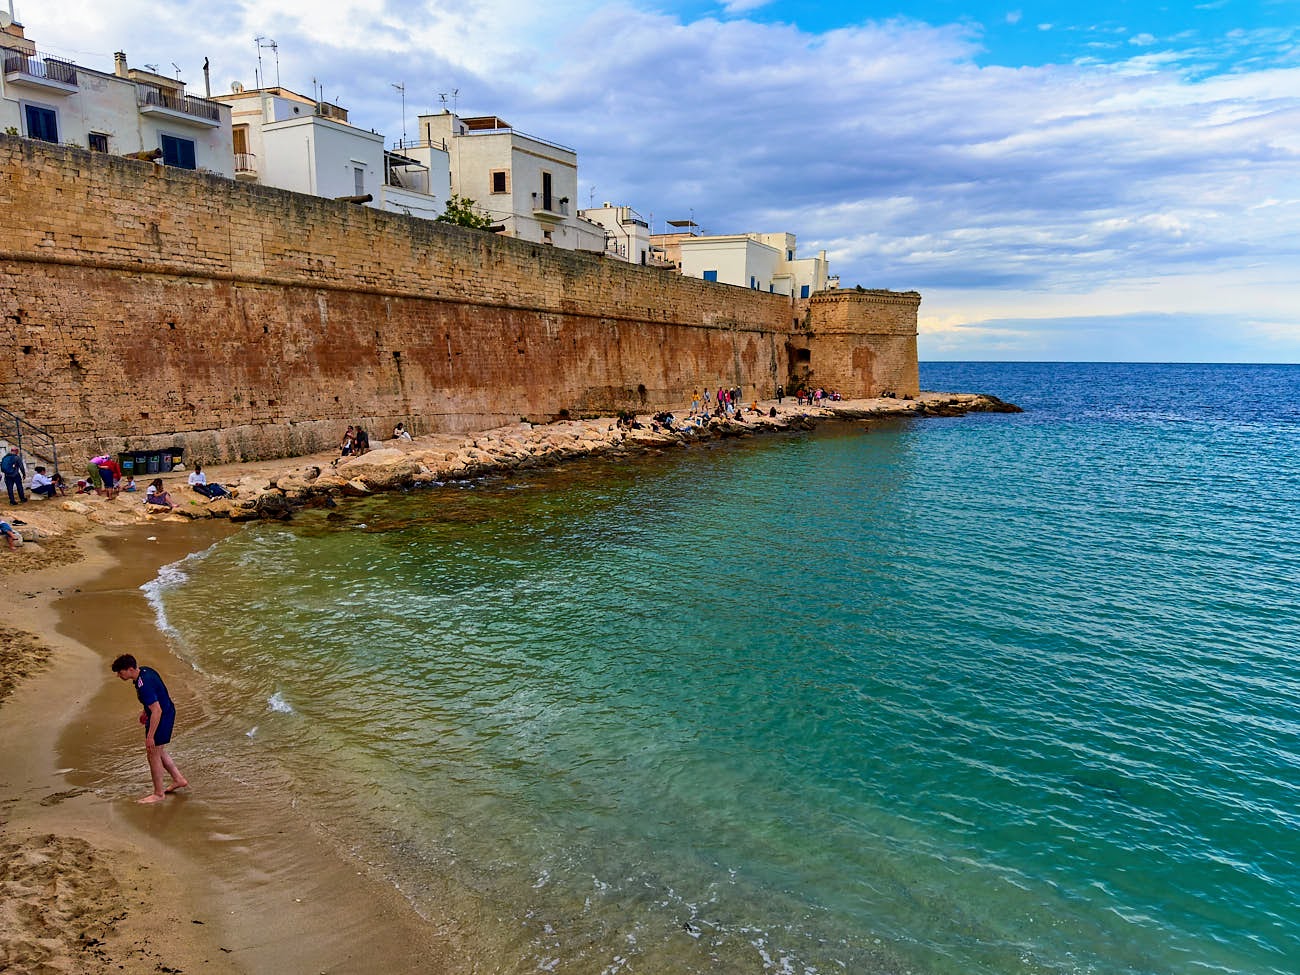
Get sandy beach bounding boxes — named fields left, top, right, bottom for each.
left=0, top=394, right=1012, bottom=973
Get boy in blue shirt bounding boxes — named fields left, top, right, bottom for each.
left=111, top=654, right=189, bottom=803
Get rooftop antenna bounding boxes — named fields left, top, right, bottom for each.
left=392, top=81, right=406, bottom=147
left=451, top=88, right=459, bottom=113
left=589, top=186, right=595, bottom=207
left=144, top=63, right=159, bottom=73
left=171, top=61, right=181, bottom=80
left=254, top=36, right=278, bottom=88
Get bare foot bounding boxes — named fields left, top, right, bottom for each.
left=138, top=793, right=167, bottom=804
left=165, top=779, right=189, bottom=794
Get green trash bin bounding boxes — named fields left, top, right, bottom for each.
left=118, top=452, right=135, bottom=477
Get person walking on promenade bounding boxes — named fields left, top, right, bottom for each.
left=112, top=654, right=189, bottom=803
left=776, top=384, right=784, bottom=404
left=2, top=446, right=27, bottom=505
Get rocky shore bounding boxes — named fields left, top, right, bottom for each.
left=2, top=392, right=1020, bottom=558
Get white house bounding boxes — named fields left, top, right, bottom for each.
left=0, top=17, right=232, bottom=174
left=406, top=111, right=605, bottom=251
left=577, top=203, right=656, bottom=265
left=670, top=231, right=833, bottom=298
left=214, top=85, right=449, bottom=221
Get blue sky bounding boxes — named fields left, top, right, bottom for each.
left=18, top=1, right=1300, bottom=361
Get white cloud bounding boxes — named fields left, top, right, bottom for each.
left=1006, top=10, right=1022, bottom=25
left=1129, top=33, right=1158, bottom=46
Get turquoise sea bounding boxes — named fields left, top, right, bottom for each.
left=141, top=363, right=1299, bottom=974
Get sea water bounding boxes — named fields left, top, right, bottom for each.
left=141, top=363, right=1300, bottom=974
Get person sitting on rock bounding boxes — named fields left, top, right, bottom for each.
left=29, top=466, right=58, bottom=498
left=0, top=520, right=21, bottom=550
left=121, top=475, right=136, bottom=492
left=393, top=422, right=412, bottom=441
left=187, top=463, right=230, bottom=499
left=354, top=427, right=371, bottom=453
left=341, top=426, right=356, bottom=456
left=145, top=478, right=175, bottom=509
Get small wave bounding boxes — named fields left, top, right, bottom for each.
left=138, top=542, right=223, bottom=642
left=268, top=691, right=294, bottom=714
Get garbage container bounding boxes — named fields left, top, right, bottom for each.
left=163, top=447, right=183, bottom=473
left=133, top=451, right=152, bottom=477
left=145, top=451, right=161, bottom=475
left=118, top=452, right=135, bottom=477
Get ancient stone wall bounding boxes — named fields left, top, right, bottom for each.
left=0, top=136, right=917, bottom=463
left=794, top=290, right=921, bottom=398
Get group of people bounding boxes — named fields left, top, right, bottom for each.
left=795, top=387, right=842, bottom=406
left=340, top=424, right=371, bottom=456
left=342, top=422, right=414, bottom=456
left=690, top=386, right=752, bottom=418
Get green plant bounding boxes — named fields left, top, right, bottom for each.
left=3, top=126, right=18, bottom=136
left=436, top=194, right=494, bottom=229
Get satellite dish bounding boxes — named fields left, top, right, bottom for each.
left=0, top=12, right=13, bottom=28
left=231, top=81, right=244, bottom=93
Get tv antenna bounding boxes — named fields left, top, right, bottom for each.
left=392, top=82, right=406, bottom=147
left=143, top=63, right=159, bottom=74
left=254, top=36, right=279, bottom=88
left=171, top=62, right=182, bottom=79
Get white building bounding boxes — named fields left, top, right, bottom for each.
left=214, top=85, right=449, bottom=220
left=406, top=111, right=605, bottom=251
left=670, top=231, right=833, bottom=297
left=577, top=203, right=656, bottom=265
left=0, top=17, right=232, bottom=175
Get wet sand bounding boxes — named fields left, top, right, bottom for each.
left=1, top=523, right=466, bottom=973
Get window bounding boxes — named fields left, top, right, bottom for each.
left=160, top=134, right=196, bottom=169
left=541, top=171, right=553, bottom=210
left=800, top=284, right=810, bottom=299
left=702, top=270, right=718, bottom=282
left=490, top=169, right=508, bottom=194
left=354, top=166, right=365, bottom=195
left=750, top=276, right=758, bottom=290
left=787, top=249, right=794, bottom=261
left=542, top=230, right=554, bottom=244
left=24, top=104, right=58, bottom=143
left=88, top=132, right=109, bottom=153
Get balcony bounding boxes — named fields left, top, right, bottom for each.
left=532, top=193, right=570, bottom=220
left=136, top=84, right=222, bottom=128
left=2, top=47, right=78, bottom=95
left=234, top=152, right=257, bottom=181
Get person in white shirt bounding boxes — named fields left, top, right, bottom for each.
left=187, top=463, right=229, bottom=499
left=393, top=422, right=413, bottom=441
left=29, top=466, right=58, bottom=498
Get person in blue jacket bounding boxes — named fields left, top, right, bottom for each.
left=112, top=653, right=189, bottom=803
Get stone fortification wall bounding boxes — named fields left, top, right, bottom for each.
left=0, top=136, right=917, bottom=463
left=796, top=290, right=921, bottom=398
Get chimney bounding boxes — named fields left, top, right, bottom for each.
left=114, top=51, right=127, bottom=78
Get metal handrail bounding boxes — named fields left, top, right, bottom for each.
left=1, top=47, right=78, bottom=86
left=0, top=406, right=60, bottom=474
left=136, top=83, right=222, bottom=122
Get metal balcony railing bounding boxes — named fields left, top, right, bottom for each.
left=1, top=47, right=78, bottom=86
left=234, top=152, right=257, bottom=173
left=136, top=83, right=222, bottom=123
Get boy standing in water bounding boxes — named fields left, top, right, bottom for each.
left=112, top=654, right=189, bottom=803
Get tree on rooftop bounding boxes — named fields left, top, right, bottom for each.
left=437, top=194, right=494, bottom=229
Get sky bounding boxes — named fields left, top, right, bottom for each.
left=12, top=1, right=1300, bottom=362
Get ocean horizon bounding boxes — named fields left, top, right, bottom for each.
left=125, top=362, right=1298, bottom=974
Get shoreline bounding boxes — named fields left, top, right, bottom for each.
left=0, top=391, right=1018, bottom=972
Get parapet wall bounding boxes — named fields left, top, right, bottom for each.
left=0, top=136, right=918, bottom=463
